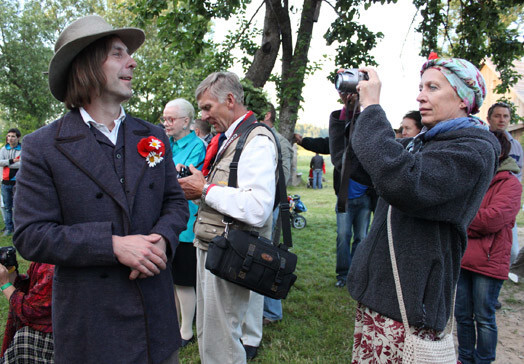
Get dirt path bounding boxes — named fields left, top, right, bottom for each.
left=494, top=276, right=524, bottom=363
left=492, top=228, right=524, bottom=364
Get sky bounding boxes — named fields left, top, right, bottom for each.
left=213, top=0, right=428, bottom=129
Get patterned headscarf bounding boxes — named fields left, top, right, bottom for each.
left=421, top=54, right=486, bottom=115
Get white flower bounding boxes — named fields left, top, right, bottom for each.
left=149, top=138, right=162, bottom=150
left=146, top=151, right=164, bottom=167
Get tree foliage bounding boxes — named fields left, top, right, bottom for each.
left=123, top=0, right=240, bottom=123
left=128, top=0, right=397, bottom=140
left=414, top=0, right=524, bottom=95
left=122, top=21, right=230, bottom=124
left=0, top=0, right=59, bottom=134
left=241, top=79, right=271, bottom=121
left=0, top=0, right=226, bottom=131
left=295, top=123, right=329, bottom=138
left=0, top=0, right=110, bottom=134
left=1, top=0, right=522, bottom=136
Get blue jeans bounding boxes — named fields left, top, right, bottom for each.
left=455, top=269, right=503, bottom=364
left=312, top=169, right=322, bottom=189
left=272, top=207, right=279, bottom=237
left=1, top=184, right=14, bottom=232
left=265, top=207, right=284, bottom=320
left=335, top=194, right=371, bottom=281
left=263, top=296, right=283, bottom=321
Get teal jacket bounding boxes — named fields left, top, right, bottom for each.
left=170, top=131, right=206, bottom=243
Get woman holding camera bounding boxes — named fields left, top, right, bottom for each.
left=345, top=56, right=500, bottom=361
left=0, top=261, right=54, bottom=363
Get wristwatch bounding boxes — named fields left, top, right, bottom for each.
left=201, top=183, right=212, bottom=201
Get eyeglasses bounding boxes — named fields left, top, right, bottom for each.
left=160, top=116, right=187, bottom=124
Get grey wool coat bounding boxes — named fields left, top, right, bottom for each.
left=13, top=109, right=189, bottom=364
left=347, top=105, right=500, bottom=332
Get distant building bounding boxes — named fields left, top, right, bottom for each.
left=479, top=59, right=524, bottom=141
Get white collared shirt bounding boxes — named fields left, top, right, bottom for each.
left=205, top=114, right=277, bottom=227
left=80, top=107, right=126, bottom=145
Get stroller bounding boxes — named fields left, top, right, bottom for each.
left=288, top=194, right=307, bottom=229
left=306, top=168, right=313, bottom=188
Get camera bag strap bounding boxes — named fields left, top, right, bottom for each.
left=336, top=98, right=359, bottom=213
left=224, top=122, right=293, bottom=249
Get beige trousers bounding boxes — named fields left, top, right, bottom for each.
left=241, top=292, right=264, bottom=347
left=196, top=248, right=251, bottom=364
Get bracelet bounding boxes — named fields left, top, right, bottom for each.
left=1, top=282, right=13, bottom=291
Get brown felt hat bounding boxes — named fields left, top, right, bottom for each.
left=48, top=15, right=145, bottom=102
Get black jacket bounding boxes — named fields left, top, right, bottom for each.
left=347, top=105, right=499, bottom=331
left=301, top=109, right=351, bottom=195
left=14, top=110, right=189, bottom=363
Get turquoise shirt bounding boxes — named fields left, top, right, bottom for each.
left=170, top=131, right=206, bottom=243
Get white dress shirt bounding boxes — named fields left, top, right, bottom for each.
left=80, top=107, right=126, bottom=145
left=205, top=114, right=277, bottom=227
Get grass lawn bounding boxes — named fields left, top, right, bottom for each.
left=1, top=147, right=523, bottom=363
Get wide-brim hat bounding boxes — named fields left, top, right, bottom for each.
left=48, top=15, right=145, bottom=102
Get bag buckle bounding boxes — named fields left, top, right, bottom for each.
left=271, top=257, right=286, bottom=291
left=239, top=244, right=256, bottom=279
left=222, top=220, right=231, bottom=238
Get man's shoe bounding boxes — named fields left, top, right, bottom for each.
left=180, top=336, right=195, bottom=348
left=244, top=345, right=258, bottom=360
left=494, top=301, right=502, bottom=310
left=508, top=272, right=519, bottom=283
left=263, top=317, right=280, bottom=325
left=335, top=279, right=346, bottom=288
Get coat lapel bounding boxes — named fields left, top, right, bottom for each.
left=123, top=115, right=152, bottom=212
left=54, top=110, right=130, bottom=218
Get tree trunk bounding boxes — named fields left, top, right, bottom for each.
left=244, top=0, right=284, bottom=88
left=244, top=0, right=320, bottom=142
left=278, top=0, right=320, bottom=142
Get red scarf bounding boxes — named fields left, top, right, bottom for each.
left=202, top=134, right=222, bottom=177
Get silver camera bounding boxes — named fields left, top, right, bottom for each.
left=334, top=69, right=369, bottom=94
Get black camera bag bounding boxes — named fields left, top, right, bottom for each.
left=205, top=122, right=297, bottom=299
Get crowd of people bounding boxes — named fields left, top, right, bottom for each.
left=0, top=15, right=522, bottom=364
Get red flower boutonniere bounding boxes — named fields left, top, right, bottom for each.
left=137, top=136, right=165, bottom=167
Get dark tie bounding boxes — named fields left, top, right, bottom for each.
left=217, top=133, right=227, bottom=151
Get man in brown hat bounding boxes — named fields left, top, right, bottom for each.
left=13, top=16, right=188, bottom=364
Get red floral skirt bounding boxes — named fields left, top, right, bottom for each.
left=351, top=303, right=442, bottom=363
